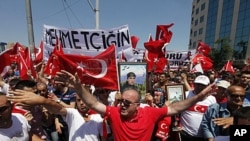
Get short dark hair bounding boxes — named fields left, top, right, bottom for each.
left=127, top=72, right=136, bottom=78
left=15, top=80, right=37, bottom=90
left=233, top=106, right=250, bottom=124
left=9, top=78, right=20, bottom=87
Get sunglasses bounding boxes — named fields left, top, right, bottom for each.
left=0, top=105, right=10, bottom=113
left=229, top=94, right=245, bottom=99
left=119, top=99, right=139, bottom=107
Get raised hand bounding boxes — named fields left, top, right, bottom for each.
left=7, top=89, right=44, bottom=105
left=54, top=70, right=81, bottom=88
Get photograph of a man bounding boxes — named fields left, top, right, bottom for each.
left=121, top=72, right=138, bottom=92
left=118, top=63, right=147, bottom=98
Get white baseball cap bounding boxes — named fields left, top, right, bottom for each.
left=194, top=75, right=210, bottom=85
left=216, top=80, right=230, bottom=89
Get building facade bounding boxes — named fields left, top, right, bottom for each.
left=0, top=42, right=7, bottom=53
left=189, top=0, right=250, bottom=66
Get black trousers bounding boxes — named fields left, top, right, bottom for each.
left=179, top=130, right=205, bottom=141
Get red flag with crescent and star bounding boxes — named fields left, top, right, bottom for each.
left=191, top=41, right=213, bottom=71
left=144, top=23, right=174, bottom=73
left=54, top=44, right=118, bottom=90
left=44, top=38, right=64, bottom=77
left=33, top=40, right=44, bottom=65
left=196, top=41, right=211, bottom=56
left=0, top=42, right=35, bottom=79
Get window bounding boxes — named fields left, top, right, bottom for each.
left=201, top=3, right=206, bottom=11
left=200, top=15, right=204, bottom=23
left=196, top=8, right=199, bottom=15
left=194, top=31, right=197, bottom=37
left=199, top=28, right=203, bottom=35
left=195, top=19, right=198, bottom=26
left=192, top=41, right=197, bottom=49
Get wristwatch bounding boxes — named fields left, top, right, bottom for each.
left=56, top=99, right=61, bottom=103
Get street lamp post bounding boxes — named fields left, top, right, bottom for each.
left=25, top=0, right=35, bottom=59
left=87, top=0, right=100, bottom=29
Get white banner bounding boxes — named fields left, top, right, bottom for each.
left=43, top=24, right=134, bottom=61
left=166, top=49, right=196, bottom=70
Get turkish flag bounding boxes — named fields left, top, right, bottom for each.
left=17, top=48, right=37, bottom=80
left=196, top=41, right=211, bottom=56
left=17, top=53, right=29, bottom=80
left=155, top=23, right=174, bottom=42
left=144, top=40, right=167, bottom=73
left=144, top=23, right=173, bottom=73
left=12, top=42, right=26, bottom=57
left=33, top=40, right=44, bottom=64
left=0, top=42, right=25, bottom=77
left=191, top=53, right=213, bottom=71
left=56, top=44, right=118, bottom=90
left=220, top=60, right=235, bottom=74
left=43, top=40, right=63, bottom=77
left=191, top=63, right=204, bottom=74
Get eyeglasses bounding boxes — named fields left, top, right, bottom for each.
left=119, top=99, right=139, bottom=107
left=229, top=94, right=245, bottom=99
left=0, top=105, right=10, bottom=113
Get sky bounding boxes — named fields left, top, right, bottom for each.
left=0, top=0, right=192, bottom=51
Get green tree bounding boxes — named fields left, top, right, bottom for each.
left=209, top=38, right=233, bottom=70
left=236, top=40, right=248, bottom=59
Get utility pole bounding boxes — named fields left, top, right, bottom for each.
left=87, top=0, right=100, bottom=29
left=25, top=0, right=35, bottom=59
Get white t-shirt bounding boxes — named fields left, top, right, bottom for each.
left=108, top=91, right=117, bottom=106
left=0, top=113, right=31, bottom=141
left=0, top=83, right=9, bottom=95
left=64, top=108, right=108, bottom=141
left=180, top=90, right=217, bottom=137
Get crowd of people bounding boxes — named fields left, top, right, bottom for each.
left=1, top=60, right=250, bottom=141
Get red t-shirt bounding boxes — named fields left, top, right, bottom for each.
left=105, top=106, right=168, bottom=141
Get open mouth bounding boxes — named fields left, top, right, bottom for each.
left=120, top=106, right=127, bottom=113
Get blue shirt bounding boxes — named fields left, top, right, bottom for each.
left=201, top=102, right=231, bottom=138
left=243, top=85, right=250, bottom=107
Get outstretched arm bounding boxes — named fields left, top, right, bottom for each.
left=167, top=83, right=214, bottom=116
left=54, top=70, right=107, bottom=115
left=8, top=89, right=67, bottom=116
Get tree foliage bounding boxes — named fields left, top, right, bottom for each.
left=209, top=38, right=233, bottom=71
left=233, top=40, right=248, bottom=60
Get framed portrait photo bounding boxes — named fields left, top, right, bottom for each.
left=118, top=62, right=148, bottom=98
left=165, top=84, right=185, bottom=103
